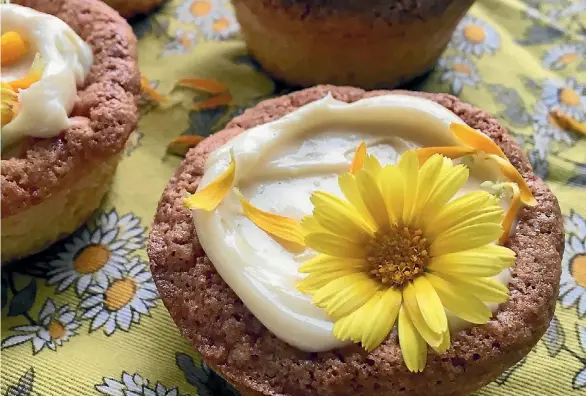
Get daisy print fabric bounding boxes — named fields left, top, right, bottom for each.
left=1, top=0, right=586, bottom=395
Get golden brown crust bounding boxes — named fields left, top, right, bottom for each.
left=148, top=86, right=563, bottom=396
left=1, top=0, right=140, bottom=217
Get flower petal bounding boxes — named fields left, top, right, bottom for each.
left=379, top=165, right=404, bottom=224
left=435, top=272, right=509, bottom=303
left=410, top=154, right=444, bottom=225
left=402, top=282, right=443, bottom=347
left=361, top=288, right=402, bottom=351
left=310, top=191, right=374, bottom=239
left=312, top=273, right=380, bottom=319
left=413, top=276, right=448, bottom=334
left=488, top=154, right=537, bottom=207
left=414, top=146, right=476, bottom=164
left=236, top=189, right=305, bottom=246
left=305, top=232, right=366, bottom=258
left=425, top=273, right=492, bottom=324
left=300, top=215, right=324, bottom=235
left=338, top=173, right=377, bottom=228
left=363, top=155, right=383, bottom=177
left=356, top=169, right=390, bottom=230
left=450, top=123, right=506, bottom=158
left=298, top=254, right=367, bottom=273
left=398, top=306, right=427, bottom=372
left=430, top=223, right=503, bottom=256
left=1, top=31, right=28, bottom=66
left=421, top=163, right=469, bottom=221
left=184, top=151, right=235, bottom=211
left=399, top=151, right=419, bottom=224
left=428, top=245, right=513, bottom=277
left=334, top=292, right=381, bottom=344
left=430, top=327, right=450, bottom=354
left=297, top=269, right=363, bottom=294
left=8, top=52, right=44, bottom=90
left=350, top=142, right=367, bottom=174
left=500, top=182, right=522, bottom=245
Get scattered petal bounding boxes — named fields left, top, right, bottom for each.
left=450, top=123, right=506, bottom=158
left=499, top=182, right=522, bottom=245
left=488, top=154, right=537, bottom=207
left=192, top=91, right=232, bottom=109
left=177, top=77, right=228, bottom=94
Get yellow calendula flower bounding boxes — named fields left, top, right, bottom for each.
left=297, top=148, right=515, bottom=372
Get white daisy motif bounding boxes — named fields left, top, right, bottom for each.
left=80, top=257, right=158, bottom=335
left=542, top=43, right=585, bottom=69
left=450, top=15, right=501, bottom=57
left=437, top=55, right=482, bottom=94
left=175, top=0, right=239, bottom=40
left=96, top=372, right=183, bottom=396
left=46, top=210, right=145, bottom=296
left=541, top=77, right=586, bottom=118
left=560, top=211, right=586, bottom=317
left=1, top=299, right=80, bottom=354
left=575, top=324, right=586, bottom=389
left=161, top=29, right=198, bottom=57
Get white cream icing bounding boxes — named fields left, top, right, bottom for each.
left=193, top=94, right=511, bottom=352
left=1, top=4, right=93, bottom=149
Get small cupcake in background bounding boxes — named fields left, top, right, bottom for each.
left=232, top=0, right=475, bottom=88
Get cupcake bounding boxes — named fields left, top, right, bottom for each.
left=149, top=86, right=563, bottom=395
left=1, top=0, right=140, bottom=264
left=103, top=0, right=165, bottom=18
left=232, top=0, right=474, bottom=88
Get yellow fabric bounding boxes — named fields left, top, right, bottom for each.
left=1, top=0, right=585, bottom=394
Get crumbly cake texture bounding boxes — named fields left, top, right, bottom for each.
left=103, top=0, right=165, bottom=18
left=148, top=86, right=564, bottom=396
left=2, top=0, right=140, bottom=217
left=233, top=0, right=474, bottom=88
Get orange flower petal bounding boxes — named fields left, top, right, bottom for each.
left=183, top=150, right=235, bottom=211
left=192, top=92, right=232, bottom=110
left=166, top=135, right=205, bottom=157
left=141, top=76, right=167, bottom=104
left=350, top=142, right=367, bottom=174
left=178, top=78, right=228, bottom=94
left=550, top=109, right=586, bottom=137
left=488, top=154, right=537, bottom=207
left=499, top=183, right=522, bottom=245
left=235, top=189, right=305, bottom=246
left=8, top=53, right=44, bottom=91
left=1, top=31, right=28, bottom=66
left=414, top=146, right=477, bottom=165
left=450, top=123, right=506, bottom=158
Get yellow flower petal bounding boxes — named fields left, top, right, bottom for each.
left=183, top=151, right=235, bottom=211
left=414, top=146, right=476, bottom=164
left=435, top=273, right=509, bottom=303
left=297, top=269, right=362, bottom=294
left=398, top=150, right=420, bottom=224
left=300, top=215, right=324, bottom=235
left=431, top=327, right=450, bottom=354
left=350, top=142, right=367, bottom=173
left=338, top=173, right=377, bottom=229
left=450, top=123, right=506, bottom=158
left=236, top=190, right=305, bottom=246
left=310, top=191, right=374, bottom=239
left=1, top=83, right=18, bottom=126
left=379, top=165, right=404, bottom=224
left=430, top=223, right=503, bottom=257
left=334, top=292, right=382, bottom=344
left=421, top=164, right=469, bottom=220
left=410, top=154, right=444, bottom=225
left=298, top=254, right=367, bottom=274
left=428, top=245, right=513, bottom=277
left=402, top=282, right=443, bottom=347
left=361, top=288, right=402, bottom=351
left=425, top=273, right=492, bottom=324
left=356, top=169, right=390, bottom=230
left=312, top=273, right=380, bottom=319
left=488, top=154, right=537, bottom=207
left=363, top=155, right=383, bottom=177
left=413, top=276, right=448, bottom=334
left=1, top=31, right=28, bottom=66
left=305, top=232, right=366, bottom=259
left=499, top=183, right=522, bottom=245
left=398, top=306, right=427, bottom=373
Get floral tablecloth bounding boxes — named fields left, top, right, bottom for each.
left=2, top=0, right=586, bottom=394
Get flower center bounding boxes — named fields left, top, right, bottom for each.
left=104, top=279, right=136, bottom=311
left=47, top=320, right=66, bottom=340
left=453, top=63, right=471, bottom=75
left=571, top=254, right=586, bottom=288
left=463, top=24, right=486, bottom=43
left=366, top=226, right=429, bottom=288
left=73, top=244, right=111, bottom=274
left=212, top=17, right=230, bottom=32
left=560, top=52, right=578, bottom=65
left=559, top=88, right=580, bottom=107
left=190, top=0, right=211, bottom=16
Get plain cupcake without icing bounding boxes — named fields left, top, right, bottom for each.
left=148, top=86, right=563, bottom=396
left=1, top=0, right=140, bottom=263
